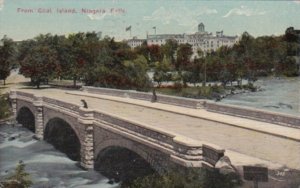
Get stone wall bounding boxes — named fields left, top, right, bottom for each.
left=205, top=102, right=300, bottom=128
left=83, top=86, right=206, bottom=109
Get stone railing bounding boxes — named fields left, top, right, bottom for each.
left=83, top=87, right=300, bottom=128
left=205, top=102, right=300, bottom=128
left=42, top=97, right=80, bottom=112
left=15, top=91, right=35, bottom=100
left=83, top=86, right=206, bottom=109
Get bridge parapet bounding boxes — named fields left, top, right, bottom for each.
left=205, top=102, right=300, bottom=128
left=42, top=97, right=80, bottom=112
left=94, top=110, right=224, bottom=167
left=83, top=86, right=206, bottom=109
left=82, top=87, right=300, bottom=128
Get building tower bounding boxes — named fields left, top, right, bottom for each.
left=198, top=23, right=205, bottom=33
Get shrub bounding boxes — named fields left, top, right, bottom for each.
left=0, top=93, right=11, bottom=119
left=129, top=168, right=242, bottom=188
left=2, top=161, right=33, bottom=188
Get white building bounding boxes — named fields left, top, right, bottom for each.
left=127, top=23, right=238, bottom=57
left=126, top=37, right=146, bottom=49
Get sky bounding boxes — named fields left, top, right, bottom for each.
left=0, top=0, right=300, bottom=41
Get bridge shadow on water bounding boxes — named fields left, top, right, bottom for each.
left=44, top=118, right=81, bottom=161
left=94, top=146, right=155, bottom=186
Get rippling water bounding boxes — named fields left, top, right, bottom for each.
left=221, top=77, right=300, bottom=115
left=0, top=124, right=120, bottom=188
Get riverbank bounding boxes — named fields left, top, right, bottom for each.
left=155, top=76, right=299, bottom=116
left=156, top=82, right=260, bottom=101
left=221, top=77, right=300, bottom=116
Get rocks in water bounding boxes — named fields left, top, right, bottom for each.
left=278, top=103, right=293, bottom=109
left=8, top=136, right=16, bottom=141
left=107, top=179, right=114, bottom=184
left=8, top=133, right=20, bottom=141
left=32, top=135, right=40, bottom=140
left=107, top=178, right=120, bottom=184
left=263, top=103, right=293, bottom=110
left=263, top=105, right=280, bottom=109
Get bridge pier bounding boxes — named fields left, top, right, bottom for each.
left=9, top=90, right=17, bottom=123
left=33, top=96, right=44, bottom=140
left=78, top=107, right=95, bottom=169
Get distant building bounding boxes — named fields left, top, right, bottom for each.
left=126, top=36, right=146, bottom=48
left=126, top=23, right=239, bottom=58
left=198, top=22, right=205, bottom=33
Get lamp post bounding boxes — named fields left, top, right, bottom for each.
left=203, top=50, right=210, bottom=87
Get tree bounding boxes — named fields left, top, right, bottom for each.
left=173, top=43, right=193, bottom=86
left=148, top=45, right=163, bottom=66
left=188, top=57, right=203, bottom=86
left=153, top=56, right=172, bottom=87
left=3, top=161, right=33, bottom=188
left=64, top=33, right=89, bottom=87
left=83, top=37, right=150, bottom=90
left=134, top=41, right=149, bottom=62
left=176, top=43, right=193, bottom=71
left=123, top=55, right=150, bottom=90
left=0, top=36, right=15, bottom=85
left=161, top=39, right=178, bottom=65
left=238, top=32, right=256, bottom=84
left=18, top=35, right=60, bottom=88
left=280, top=56, right=299, bottom=77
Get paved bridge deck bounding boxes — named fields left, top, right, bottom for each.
left=20, top=88, right=300, bottom=170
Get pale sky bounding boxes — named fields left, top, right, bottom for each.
left=0, top=0, right=300, bottom=41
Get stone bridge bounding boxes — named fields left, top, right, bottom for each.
left=8, top=87, right=300, bottom=176
left=9, top=90, right=225, bottom=172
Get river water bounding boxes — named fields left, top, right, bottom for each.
left=221, top=77, right=300, bottom=116
left=0, top=124, right=120, bottom=188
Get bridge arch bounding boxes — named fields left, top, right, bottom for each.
left=94, top=139, right=157, bottom=184
left=44, top=117, right=81, bottom=161
left=17, top=106, right=35, bottom=132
